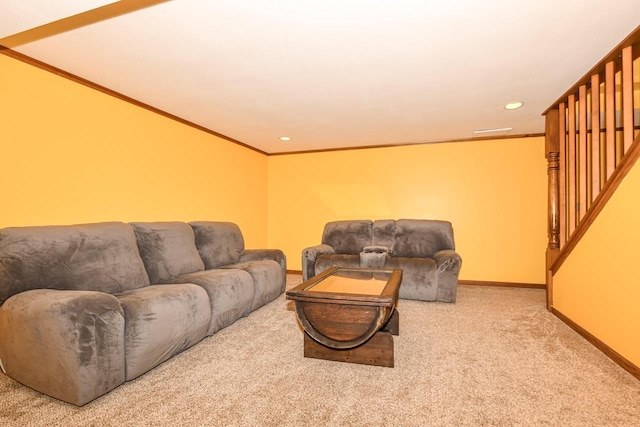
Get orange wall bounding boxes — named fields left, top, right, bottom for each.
left=0, top=54, right=268, bottom=247
left=2, top=51, right=547, bottom=285
left=553, top=159, right=640, bottom=367
left=267, top=137, right=547, bottom=284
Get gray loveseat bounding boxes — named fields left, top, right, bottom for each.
left=0, top=221, right=285, bottom=406
left=302, top=219, right=461, bottom=302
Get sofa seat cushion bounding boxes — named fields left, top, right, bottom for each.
left=315, top=254, right=360, bottom=276
left=239, top=249, right=287, bottom=293
left=384, top=257, right=438, bottom=301
left=130, top=222, right=205, bottom=284
left=170, top=269, right=254, bottom=335
left=0, top=289, right=126, bottom=406
left=0, top=222, right=150, bottom=305
left=190, top=222, right=244, bottom=269
left=116, top=284, right=210, bottom=381
left=222, top=260, right=282, bottom=311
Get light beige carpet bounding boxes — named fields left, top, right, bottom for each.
left=1, top=275, right=639, bottom=426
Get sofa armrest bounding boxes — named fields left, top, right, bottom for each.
left=240, top=249, right=287, bottom=279
left=433, top=250, right=463, bottom=303
left=0, top=289, right=126, bottom=406
left=301, top=244, right=335, bottom=280
left=434, top=249, right=462, bottom=273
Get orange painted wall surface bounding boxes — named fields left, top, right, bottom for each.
left=267, top=137, right=547, bottom=283
left=553, top=159, right=640, bottom=367
left=0, top=54, right=268, bottom=247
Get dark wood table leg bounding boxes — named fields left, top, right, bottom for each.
left=382, top=309, right=399, bottom=336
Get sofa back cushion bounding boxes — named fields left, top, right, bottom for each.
left=371, top=220, right=397, bottom=253
left=189, top=222, right=244, bottom=269
left=130, top=222, right=205, bottom=284
left=322, top=220, right=373, bottom=255
left=0, top=222, right=150, bottom=305
left=390, top=219, right=455, bottom=258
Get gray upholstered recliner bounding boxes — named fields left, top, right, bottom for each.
left=302, top=219, right=462, bottom=302
left=0, top=221, right=285, bottom=406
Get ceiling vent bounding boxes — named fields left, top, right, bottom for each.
left=472, top=127, right=513, bottom=137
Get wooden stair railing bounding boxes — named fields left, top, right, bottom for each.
left=543, top=26, right=640, bottom=310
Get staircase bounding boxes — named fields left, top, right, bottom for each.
left=543, top=26, right=640, bottom=309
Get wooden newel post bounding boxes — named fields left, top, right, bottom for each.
left=545, top=109, right=561, bottom=311
left=545, top=109, right=560, bottom=251
left=547, top=152, right=560, bottom=249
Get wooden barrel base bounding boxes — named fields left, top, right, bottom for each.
left=303, top=330, right=394, bottom=368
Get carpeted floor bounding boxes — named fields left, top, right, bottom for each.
left=1, top=275, right=639, bottom=426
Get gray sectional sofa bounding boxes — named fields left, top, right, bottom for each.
left=302, top=219, right=462, bottom=302
left=0, top=221, right=285, bottom=406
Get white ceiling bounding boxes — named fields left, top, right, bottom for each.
left=1, top=1, right=639, bottom=154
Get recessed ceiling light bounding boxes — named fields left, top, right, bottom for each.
left=279, top=136, right=291, bottom=141
left=504, top=102, right=523, bottom=110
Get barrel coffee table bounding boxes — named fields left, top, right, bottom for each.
left=286, top=267, right=402, bottom=367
